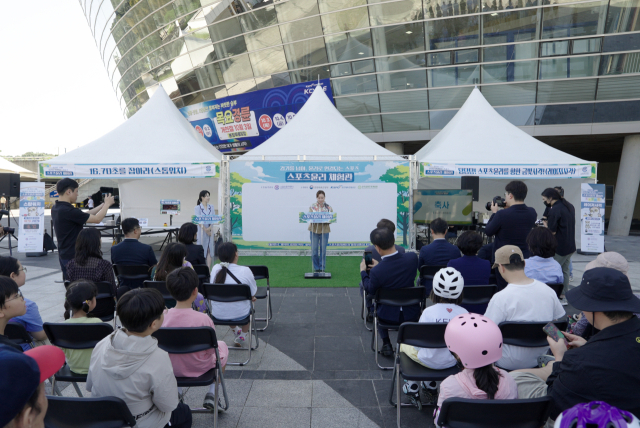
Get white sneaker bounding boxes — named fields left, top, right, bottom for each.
left=234, top=334, right=247, bottom=347
left=560, top=297, right=568, bottom=306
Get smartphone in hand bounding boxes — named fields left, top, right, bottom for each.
left=364, top=251, right=373, bottom=272
left=543, top=322, right=566, bottom=344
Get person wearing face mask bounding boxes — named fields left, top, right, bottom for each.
left=308, top=190, right=333, bottom=272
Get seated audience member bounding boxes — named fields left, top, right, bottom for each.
left=0, top=276, right=27, bottom=352
left=152, top=243, right=206, bottom=312
left=510, top=268, right=640, bottom=420
left=447, top=231, right=491, bottom=285
left=418, top=218, right=460, bottom=286
left=163, top=268, right=228, bottom=411
left=87, top=288, right=192, bottom=428
left=111, top=218, right=158, bottom=294
left=177, top=223, right=206, bottom=266
left=66, top=228, right=117, bottom=296
left=484, top=246, right=565, bottom=370
left=435, top=313, right=518, bottom=425
left=209, top=242, right=257, bottom=347
left=0, top=257, right=48, bottom=350
left=361, top=227, right=420, bottom=357
left=476, top=243, right=494, bottom=263
left=0, top=345, right=65, bottom=428
left=361, top=218, right=406, bottom=321
left=401, top=268, right=468, bottom=406
left=524, top=227, right=563, bottom=285
left=61, top=281, right=105, bottom=375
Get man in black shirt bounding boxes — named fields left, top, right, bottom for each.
left=542, top=188, right=576, bottom=302
left=51, top=178, right=114, bottom=279
left=484, top=180, right=537, bottom=290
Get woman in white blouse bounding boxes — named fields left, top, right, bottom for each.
left=209, top=242, right=257, bottom=346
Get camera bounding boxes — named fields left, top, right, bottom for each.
left=485, top=196, right=506, bottom=211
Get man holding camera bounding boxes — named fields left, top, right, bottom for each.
left=51, top=178, right=114, bottom=280
left=485, top=181, right=537, bottom=290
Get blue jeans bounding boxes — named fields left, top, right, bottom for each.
left=310, top=232, right=329, bottom=271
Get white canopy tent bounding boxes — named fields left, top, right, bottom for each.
left=0, top=157, right=37, bottom=180
left=415, top=87, right=596, bottom=248
left=39, top=86, right=222, bottom=226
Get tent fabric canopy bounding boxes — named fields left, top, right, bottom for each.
left=0, top=157, right=36, bottom=179
left=414, top=87, right=589, bottom=165
left=40, top=86, right=221, bottom=173
left=241, top=85, right=403, bottom=160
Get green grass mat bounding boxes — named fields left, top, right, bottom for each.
left=214, top=256, right=362, bottom=288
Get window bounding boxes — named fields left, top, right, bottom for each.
left=336, top=94, right=381, bottom=115
left=483, top=9, right=539, bottom=45
left=537, top=79, right=597, bottom=103
left=379, top=90, right=429, bottom=112
left=605, top=0, right=640, bottom=33
left=540, top=41, right=569, bottom=57
left=275, top=0, right=319, bottom=22
left=484, top=42, right=538, bottom=62
left=541, top=1, right=608, bottom=39
left=427, top=51, right=451, bottom=66
left=372, top=22, right=425, bottom=56
left=382, top=112, right=429, bottom=131
left=481, top=83, right=537, bottom=105
left=426, top=15, right=480, bottom=49
left=455, top=49, right=478, bottom=64
left=377, top=69, right=427, bottom=91
left=346, top=115, right=382, bottom=132
left=573, top=38, right=602, bottom=54
left=375, top=54, right=426, bottom=72
left=596, top=75, right=640, bottom=100
left=279, top=17, right=324, bottom=43
left=331, top=74, right=378, bottom=95
left=283, top=38, right=328, bottom=71
left=249, top=46, right=288, bottom=76
left=321, top=7, right=370, bottom=34
left=325, top=29, right=374, bottom=62
left=368, top=0, right=423, bottom=26
left=482, top=60, right=538, bottom=83
left=539, top=56, right=600, bottom=79
left=353, top=59, right=375, bottom=74
left=428, top=65, right=480, bottom=87
left=599, top=52, right=640, bottom=75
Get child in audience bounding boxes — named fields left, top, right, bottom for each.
left=0, top=256, right=48, bottom=350
left=61, top=280, right=104, bottom=374
left=0, top=276, right=27, bottom=352
left=435, top=313, right=518, bottom=426
left=163, top=267, right=228, bottom=411
left=209, top=242, right=257, bottom=347
left=87, top=288, right=192, bottom=428
left=401, top=267, right=468, bottom=406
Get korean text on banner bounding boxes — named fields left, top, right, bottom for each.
left=40, top=163, right=218, bottom=179
left=580, top=183, right=605, bottom=253
left=422, top=163, right=595, bottom=179
left=18, top=182, right=45, bottom=253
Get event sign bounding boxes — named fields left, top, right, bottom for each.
left=192, top=214, right=225, bottom=224
left=180, top=80, right=333, bottom=152
left=230, top=161, right=410, bottom=250
left=40, top=163, right=219, bottom=179
left=580, top=183, right=605, bottom=253
left=421, top=163, right=596, bottom=179
left=160, top=199, right=180, bottom=215
left=18, top=182, right=45, bottom=253
left=413, top=190, right=473, bottom=225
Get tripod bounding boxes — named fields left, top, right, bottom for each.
left=0, top=201, right=18, bottom=256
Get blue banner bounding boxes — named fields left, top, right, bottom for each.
left=180, top=80, right=333, bottom=152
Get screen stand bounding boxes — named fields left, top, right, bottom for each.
left=305, top=228, right=331, bottom=279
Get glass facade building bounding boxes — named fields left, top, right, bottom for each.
left=82, top=0, right=640, bottom=146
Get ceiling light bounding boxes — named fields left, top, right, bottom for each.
left=358, top=52, right=364, bottom=55
left=406, top=31, right=413, bottom=34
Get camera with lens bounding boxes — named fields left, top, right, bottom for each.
left=485, top=196, right=506, bottom=211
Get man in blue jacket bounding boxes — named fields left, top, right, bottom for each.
left=418, top=218, right=461, bottom=283
left=110, top=218, right=157, bottom=296
left=361, top=227, right=420, bottom=356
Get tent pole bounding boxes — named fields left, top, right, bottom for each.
left=409, top=157, right=417, bottom=251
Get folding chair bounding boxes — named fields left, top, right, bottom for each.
left=112, top=264, right=151, bottom=290
left=193, top=264, right=211, bottom=293
left=390, top=322, right=459, bottom=426
left=247, top=265, right=272, bottom=331
left=546, top=282, right=564, bottom=299
left=153, top=327, right=229, bottom=427
left=5, top=321, right=35, bottom=349
left=43, top=322, right=114, bottom=397
left=498, top=320, right=569, bottom=369
left=419, top=265, right=447, bottom=293
left=64, top=281, right=117, bottom=327
left=460, top=284, right=497, bottom=314
left=202, top=282, right=258, bottom=366
left=436, top=396, right=552, bottom=428
left=143, top=280, right=176, bottom=308
left=488, top=272, right=497, bottom=285
left=371, top=287, right=427, bottom=370
left=44, top=396, right=136, bottom=428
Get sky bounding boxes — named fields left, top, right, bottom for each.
left=0, top=0, right=124, bottom=156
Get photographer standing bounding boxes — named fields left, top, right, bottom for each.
left=542, top=188, right=576, bottom=304
left=52, top=178, right=114, bottom=280
left=485, top=181, right=537, bottom=290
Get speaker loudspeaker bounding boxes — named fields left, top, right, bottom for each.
left=461, top=176, right=479, bottom=202
left=0, top=173, right=20, bottom=198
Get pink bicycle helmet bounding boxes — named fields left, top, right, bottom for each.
left=444, top=313, right=503, bottom=369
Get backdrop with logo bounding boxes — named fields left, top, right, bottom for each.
left=229, top=160, right=411, bottom=250
left=180, top=80, right=333, bottom=152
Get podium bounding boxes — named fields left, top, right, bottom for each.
left=300, top=212, right=336, bottom=279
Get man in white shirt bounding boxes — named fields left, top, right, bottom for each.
left=484, top=245, right=565, bottom=370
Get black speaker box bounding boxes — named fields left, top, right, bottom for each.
left=0, top=173, right=20, bottom=197
left=461, top=176, right=479, bottom=202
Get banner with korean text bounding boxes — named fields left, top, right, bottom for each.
left=39, top=163, right=218, bottom=179
left=230, top=160, right=410, bottom=250
left=18, top=182, right=45, bottom=253
left=421, top=163, right=596, bottom=179
left=580, top=183, right=605, bottom=254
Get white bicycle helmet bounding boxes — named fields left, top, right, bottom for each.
left=433, top=267, right=464, bottom=299
left=554, top=402, right=640, bottom=428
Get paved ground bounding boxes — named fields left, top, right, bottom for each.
left=2, top=231, right=639, bottom=428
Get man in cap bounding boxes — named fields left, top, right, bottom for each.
left=0, top=344, right=65, bottom=428
left=510, top=267, right=640, bottom=420
left=484, top=245, right=565, bottom=370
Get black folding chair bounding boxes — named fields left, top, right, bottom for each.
left=546, top=282, right=564, bottom=298
left=153, top=327, right=229, bottom=426
left=44, top=396, right=136, bottom=428
left=43, top=322, right=114, bottom=397
left=112, top=264, right=151, bottom=289
left=193, top=264, right=211, bottom=293
left=202, top=283, right=258, bottom=366
left=391, top=322, right=460, bottom=425
left=247, top=265, right=272, bottom=331
left=436, top=396, right=552, bottom=428
left=460, top=284, right=497, bottom=314
left=64, top=281, right=117, bottom=326
left=498, top=320, right=569, bottom=369
left=143, top=280, right=176, bottom=308
left=419, top=265, right=447, bottom=293
left=5, top=321, right=35, bottom=349
left=372, top=287, right=427, bottom=370
left=488, top=272, right=497, bottom=285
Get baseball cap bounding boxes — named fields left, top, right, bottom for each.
left=492, top=245, right=524, bottom=269
left=0, top=345, right=65, bottom=426
left=566, top=267, right=640, bottom=313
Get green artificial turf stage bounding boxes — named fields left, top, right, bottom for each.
left=214, top=256, right=362, bottom=288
